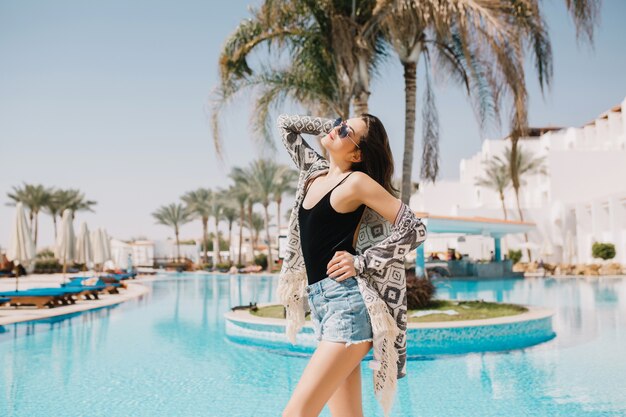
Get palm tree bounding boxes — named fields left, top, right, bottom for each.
left=247, top=159, right=282, bottom=272
left=271, top=165, right=298, bottom=233
left=230, top=166, right=262, bottom=265
left=210, top=188, right=229, bottom=265
left=495, top=144, right=548, bottom=260
left=6, top=183, right=52, bottom=248
left=58, top=188, right=97, bottom=219
left=227, top=177, right=252, bottom=265
left=216, top=0, right=599, bottom=198
left=43, top=188, right=97, bottom=239
left=379, top=1, right=507, bottom=200
left=474, top=158, right=512, bottom=220
left=152, top=203, right=193, bottom=263
left=43, top=188, right=65, bottom=239
left=211, top=0, right=387, bottom=152
left=245, top=212, right=265, bottom=250
left=221, top=204, right=238, bottom=266
left=181, top=188, right=213, bottom=264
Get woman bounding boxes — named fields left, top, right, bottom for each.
left=277, top=113, right=427, bottom=417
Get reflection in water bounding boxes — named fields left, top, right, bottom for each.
left=0, top=274, right=624, bottom=417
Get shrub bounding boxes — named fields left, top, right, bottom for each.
left=592, top=242, right=616, bottom=260
left=36, top=249, right=55, bottom=259
left=165, top=261, right=191, bottom=271
left=216, top=262, right=232, bottom=270
left=508, top=249, right=522, bottom=264
left=34, top=258, right=62, bottom=274
left=406, top=267, right=436, bottom=309
left=254, top=253, right=268, bottom=269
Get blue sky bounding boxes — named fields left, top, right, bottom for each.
left=1, top=0, right=625, bottom=250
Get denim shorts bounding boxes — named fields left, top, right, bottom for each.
left=305, top=276, right=373, bottom=347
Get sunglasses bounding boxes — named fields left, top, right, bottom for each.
left=332, top=117, right=360, bottom=149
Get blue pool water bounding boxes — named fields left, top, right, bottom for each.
left=1, top=274, right=625, bottom=417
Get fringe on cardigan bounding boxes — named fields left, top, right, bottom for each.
left=367, top=300, right=401, bottom=417
left=277, top=269, right=307, bottom=344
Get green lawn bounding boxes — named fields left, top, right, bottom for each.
left=249, top=299, right=527, bottom=323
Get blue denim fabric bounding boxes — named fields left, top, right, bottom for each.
left=305, top=276, right=373, bottom=347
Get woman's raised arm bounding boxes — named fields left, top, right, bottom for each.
left=277, top=114, right=335, bottom=171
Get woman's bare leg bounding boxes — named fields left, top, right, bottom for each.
left=282, top=340, right=373, bottom=417
left=327, top=341, right=372, bottom=417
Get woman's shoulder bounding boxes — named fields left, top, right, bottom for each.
left=347, top=170, right=377, bottom=191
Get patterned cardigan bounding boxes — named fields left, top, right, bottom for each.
left=275, top=114, right=427, bottom=417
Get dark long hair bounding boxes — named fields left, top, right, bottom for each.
left=350, top=113, right=400, bottom=198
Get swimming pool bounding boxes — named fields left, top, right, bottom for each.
left=1, top=274, right=625, bottom=416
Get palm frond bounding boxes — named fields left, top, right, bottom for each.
left=420, top=55, right=439, bottom=182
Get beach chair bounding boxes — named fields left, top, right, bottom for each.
left=61, top=279, right=108, bottom=300
left=0, top=297, right=10, bottom=306
left=98, top=275, right=127, bottom=291
left=104, top=272, right=133, bottom=280
left=0, top=288, right=80, bottom=308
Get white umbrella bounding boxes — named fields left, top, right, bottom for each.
left=7, top=202, right=36, bottom=291
left=75, top=221, right=93, bottom=272
left=101, top=229, right=112, bottom=263
left=90, top=228, right=105, bottom=269
left=54, top=208, right=76, bottom=281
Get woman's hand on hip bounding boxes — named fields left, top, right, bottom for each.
left=327, top=251, right=356, bottom=281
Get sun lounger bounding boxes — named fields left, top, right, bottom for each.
left=66, top=277, right=122, bottom=294
left=0, top=297, right=10, bottom=306
left=103, top=273, right=134, bottom=280
left=0, top=288, right=80, bottom=308
left=61, top=280, right=108, bottom=300
left=98, top=276, right=126, bottom=291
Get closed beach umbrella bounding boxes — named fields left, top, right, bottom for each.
left=91, top=228, right=105, bottom=268
left=7, top=202, right=36, bottom=291
left=75, top=221, right=93, bottom=271
left=54, top=208, right=76, bottom=280
left=101, top=228, right=112, bottom=263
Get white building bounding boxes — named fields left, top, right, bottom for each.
left=110, top=239, right=155, bottom=268
left=413, top=97, right=626, bottom=265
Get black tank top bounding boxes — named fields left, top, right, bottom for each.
left=299, top=171, right=366, bottom=286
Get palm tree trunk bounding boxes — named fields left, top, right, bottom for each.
left=353, top=93, right=369, bottom=115
left=238, top=205, right=244, bottom=265
left=509, top=138, right=532, bottom=262
left=53, top=215, right=58, bottom=240
left=263, top=204, right=272, bottom=273
left=499, top=192, right=508, bottom=220
left=28, top=211, right=34, bottom=233
left=33, top=212, right=39, bottom=248
left=247, top=203, right=254, bottom=263
left=202, top=218, right=209, bottom=265
left=513, top=186, right=532, bottom=262
left=400, top=61, right=418, bottom=204
left=227, top=221, right=233, bottom=266
left=175, top=229, right=181, bottom=263
left=214, top=217, right=222, bottom=265
left=276, top=199, right=281, bottom=233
